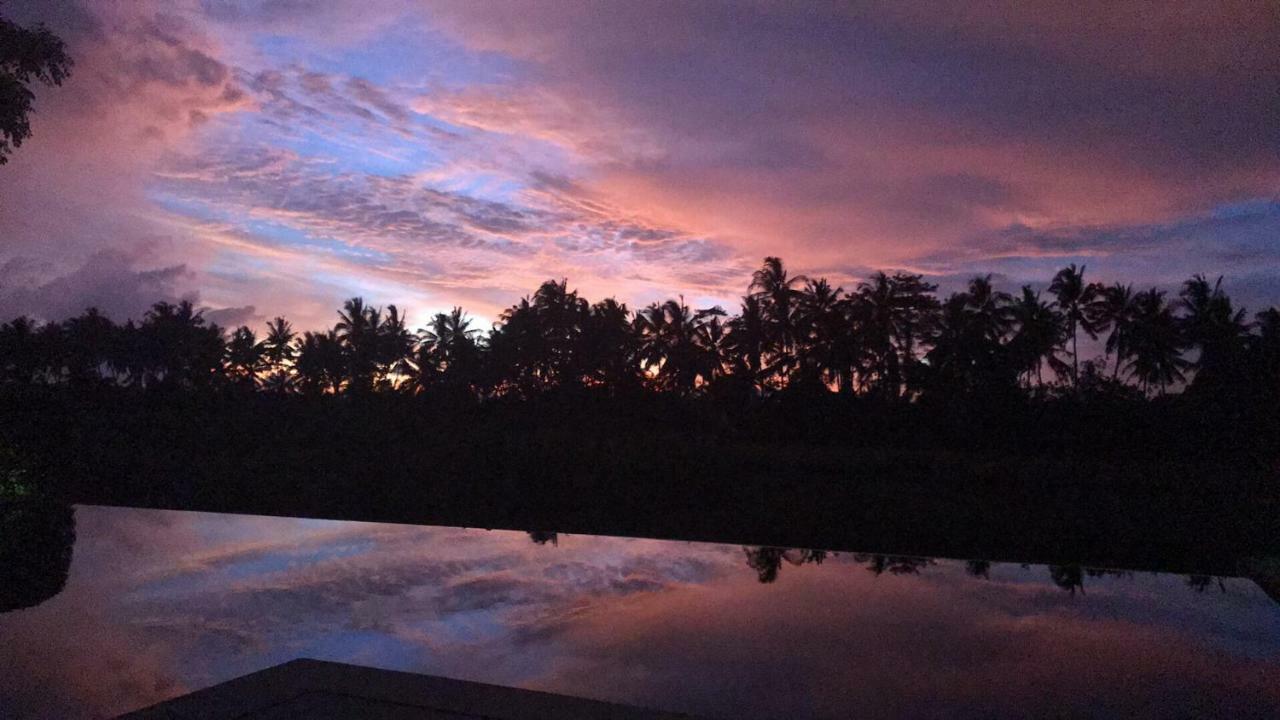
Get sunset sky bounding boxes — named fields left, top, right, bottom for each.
left=2, top=1, right=1277, bottom=331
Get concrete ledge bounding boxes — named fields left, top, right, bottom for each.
left=119, top=658, right=700, bottom=719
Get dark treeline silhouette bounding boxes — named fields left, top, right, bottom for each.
left=1, top=258, right=1278, bottom=576
left=2, top=259, right=1278, bottom=401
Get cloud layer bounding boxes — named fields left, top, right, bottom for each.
left=1, top=1, right=1277, bottom=328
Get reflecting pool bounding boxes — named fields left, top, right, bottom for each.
left=2, top=505, right=1279, bottom=719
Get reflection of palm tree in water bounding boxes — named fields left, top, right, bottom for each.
left=740, top=551, right=1272, bottom=609
left=527, top=531, right=559, bottom=546
left=857, top=554, right=934, bottom=576
left=744, top=547, right=829, bottom=583
left=1049, top=565, right=1086, bottom=595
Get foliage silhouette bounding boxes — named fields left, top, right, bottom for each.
left=0, top=11, right=72, bottom=164
left=0, top=500, right=74, bottom=612
left=2, top=257, right=1276, bottom=403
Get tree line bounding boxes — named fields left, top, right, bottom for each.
left=2, top=258, right=1278, bottom=401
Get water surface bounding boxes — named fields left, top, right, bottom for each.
left=2, top=505, right=1278, bottom=719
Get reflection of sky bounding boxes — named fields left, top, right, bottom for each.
left=2, top=507, right=1279, bottom=719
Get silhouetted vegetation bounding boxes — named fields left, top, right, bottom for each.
left=3, top=259, right=1276, bottom=402
left=0, top=500, right=74, bottom=612
left=0, top=259, right=1277, bottom=575
left=0, top=10, right=72, bottom=164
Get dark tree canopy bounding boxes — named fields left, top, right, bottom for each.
left=0, top=258, right=1276, bottom=403
left=0, top=12, right=73, bottom=164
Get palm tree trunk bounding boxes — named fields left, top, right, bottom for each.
left=1071, top=317, right=1079, bottom=387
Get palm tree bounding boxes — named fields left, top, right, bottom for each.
left=1089, top=283, right=1136, bottom=379
left=696, top=309, right=732, bottom=384
left=531, top=279, right=589, bottom=386
left=294, top=329, right=346, bottom=394
left=725, top=295, right=769, bottom=385
left=1048, top=264, right=1100, bottom=388
left=59, top=308, right=117, bottom=386
left=634, top=297, right=723, bottom=394
left=923, top=276, right=1014, bottom=394
left=850, top=271, right=940, bottom=398
left=750, top=257, right=807, bottom=381
left=137, top=301, right=225, bottom=388
left=577, top=297, right=638, bottom=390
left=1008, top=286, right=1064, bottom=388
left=376, top=304, right=415, bottom=389
left=261, top=317, right=296, bottom=393
left=224, top=326, right=263, bottom=388
left=1178, top=274, right=1250, bottom=391
left=965, top=275, right=1014, bottom=344
left=486, top=280, right=589, bottom=392
left=335, top=297, right=381, bottom=392
left=415, top=307, right=482, bottom=393
left=794, top=278, right=845, bottom=387
left=1126, top=288, right=1186, bottom=395
left=262, top=317, right=296, bottom=364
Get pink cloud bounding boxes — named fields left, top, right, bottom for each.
left=2, top=1, right=1277, bottom=330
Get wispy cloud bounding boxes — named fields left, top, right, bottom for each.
left=1, top=0, right=1276, bottom=328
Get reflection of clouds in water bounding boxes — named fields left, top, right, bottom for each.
left=2, top=506, right=1279, bottom=719
left=530, top=562, right=1280, bottom=719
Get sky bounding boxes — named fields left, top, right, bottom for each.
left=2, top=505, right=1278, bottom=718
left=1, top=1, right=1278, bottom=331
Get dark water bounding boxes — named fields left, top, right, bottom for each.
left=2, top=505, right=1279, bottom=719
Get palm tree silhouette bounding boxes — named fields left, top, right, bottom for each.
left=794, top=278, right=845, bottom=388
left=744, top=546, right=786, bottom=583
left=1049, top=564, right=1085, bottom=594
left=925, top=276, right=1014, bottom=393
left=137, top=301, right=225, bottom=388
left=725, top=295, right=769, bottom=388
left=295, top=329, right=346, bottom=394
left=225, top=326, right=263, bottom=389
left=849, top=271, right=939, bottom=398
left=1126, top=288, right=1186, bottom=395
left=335, top=297, right=382, bottom=392
left=261, top=317, right=297, bottom=393
left=414, top=307, right=481, bottom=393
left=635, top=297, right=723, bottom=393
left=376, top=304, right=415, bottom=390
left=1090, top=283, right=1136, bottom=379
left=1048, top=264, right=1100, bottom=388
left=59, top=308, right=116, bottom=386
left=750, top=257, right=807, bottom=382
left=1179, top=274, right=1250, bottom=392
left=1008, top=286, right=1064, bottom=388
left=6, top=258, right=1278, bottom=417
left=578, top=298, right=638, bottom=391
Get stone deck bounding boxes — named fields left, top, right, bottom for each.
left=120, top=658, right=699, bottom=719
